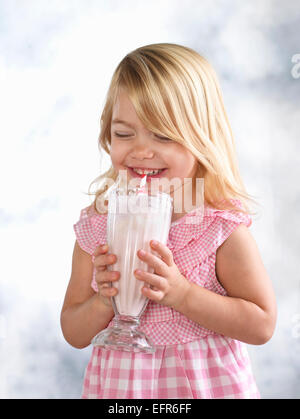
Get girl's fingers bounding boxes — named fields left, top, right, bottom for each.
left=134, top=269, right=166, bottom=291
left=94, top=253, right=117, bottom=271
left=93, top=244, right=109, bottom=271
left=141, top=284, right=165, bottom=303
left=93, top=244, right=108, bottom=256
left=95, top=270, right=120, bottom=285
left=150, top=240, right=173, bottom=266
left=137, top=249, right=168, bottom=276
left=100, top=285, right=118, bottom=298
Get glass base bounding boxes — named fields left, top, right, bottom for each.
left=91, top=315, right=156, bottom=353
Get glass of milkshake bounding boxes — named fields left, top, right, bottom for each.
left=91, top=178, right=173, bottom=353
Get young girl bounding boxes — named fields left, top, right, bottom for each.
left=61, top=43, right=277, bottom=399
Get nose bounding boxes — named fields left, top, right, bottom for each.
left=131, top=138, right=155, bottom=160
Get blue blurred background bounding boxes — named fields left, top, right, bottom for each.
left=0, top=0, right=299, bottom=398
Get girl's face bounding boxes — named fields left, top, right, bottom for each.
left=110, top=89, right=199, bottom=195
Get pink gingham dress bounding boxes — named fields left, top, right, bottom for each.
left=73, top=200, right=260, bottom=399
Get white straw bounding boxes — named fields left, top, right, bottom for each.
left=138, top=174, right=147, bottom=194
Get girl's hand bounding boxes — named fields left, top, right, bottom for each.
left=134, top=240, right=191, bottom=311
left=93, top=244, right=120, bottom=308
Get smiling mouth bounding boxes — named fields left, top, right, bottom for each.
left=127, top=167, right=167, bottom=178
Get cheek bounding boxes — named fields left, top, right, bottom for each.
left=188, top=156, right=199, bottom=176
left=171, top=152, right=197, bottom=176
left=183, top=149, right=198, bottom=174
left=110, top=140, right=124, bottom=167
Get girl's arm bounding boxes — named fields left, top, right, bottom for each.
left=60, top=241, right=114, bottom=349
left=178, top=224, right=277, bottom=345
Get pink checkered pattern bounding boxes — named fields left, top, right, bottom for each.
left=81, top=336, right=259, bottom=399
left=73, top=200, right=260, bottom=399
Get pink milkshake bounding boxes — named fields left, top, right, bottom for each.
left=92, top=184, right=173, bottom=353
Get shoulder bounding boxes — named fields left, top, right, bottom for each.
left=215, top=223, right=268, bottom=294
left=216, top=223, right=255, bottom=261
left=216, top=224, right=262, bottom=276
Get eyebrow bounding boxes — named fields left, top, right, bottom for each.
left=111, top=119, right=135, bottom=128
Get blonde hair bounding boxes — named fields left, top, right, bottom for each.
left=88, top=43, right=258, bottom=215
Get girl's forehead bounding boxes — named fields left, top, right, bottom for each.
left=113, top=89, right=133, bottom=111
left=112, top=91, right=142, bottom=124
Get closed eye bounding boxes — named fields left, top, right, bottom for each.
left=155, top=135, right=173, bottom=142
left=113, top=132, right=132, bottom=138
left=112, top=132, right=173, bottom=142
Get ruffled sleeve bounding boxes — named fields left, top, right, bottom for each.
left=73, top=205, right=107, bottom=255
left=73, top=205, right=107, bottom=292
left=168, top=199, right=252, bottom=276
left=198, top=202, right=252, bottom=261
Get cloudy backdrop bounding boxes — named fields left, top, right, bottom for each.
left=0, top=0, right=299, bottom=398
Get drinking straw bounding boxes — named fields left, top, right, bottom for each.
left=138, top=174, right=148, bottom=194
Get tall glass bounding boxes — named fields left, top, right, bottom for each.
left=91, top=186, right=173, bottom=353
